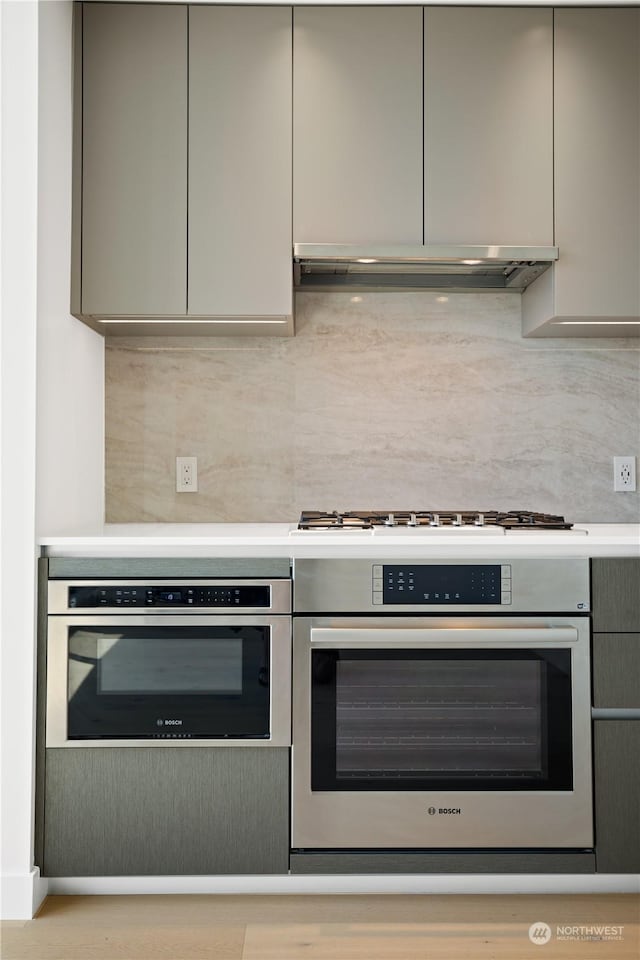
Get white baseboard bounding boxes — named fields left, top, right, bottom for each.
left=1, top=868, right=49, bottom=919
left=46, top=874, right=640, bottom=897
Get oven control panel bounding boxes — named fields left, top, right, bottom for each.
left=373, top=564, right=512, bottom=605
left=68, top=584, right=271, bottom=608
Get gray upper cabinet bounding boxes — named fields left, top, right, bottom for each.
left=424, top=7, right=553, bottom=246
left=79, top=3, right=188, bottom=319
left=293, top=6, right=423, bottom=245
left=73, top=4, right=639, bottom=338
left=73, top=3, right=293, bottom=335
left=523, top=8, right=640, bottom=338
left=188, top=6, right=292, bottom=321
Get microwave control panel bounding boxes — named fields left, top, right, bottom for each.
left=68, top=584, right=271, bottom=608
left=373, top=564, right=512, bottom=605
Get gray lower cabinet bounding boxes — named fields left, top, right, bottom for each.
left=593, top=722, right=640, bottom=874
left=591, top=557, right=640, bottom=873
left=43, top=748, right=289, bottom=876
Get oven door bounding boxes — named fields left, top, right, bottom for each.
left=47, top=615, right=291, bottom=747
left=292, top=616, right=592, bottom=848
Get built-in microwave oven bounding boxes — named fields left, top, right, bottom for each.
left=46, top=579, right=291, bottom=747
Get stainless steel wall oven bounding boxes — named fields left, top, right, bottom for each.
left=47, top=578, right=291, bottom=747
left=292, top=558, right=592, bottom=850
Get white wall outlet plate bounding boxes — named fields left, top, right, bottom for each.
left=613, top=456, right=636, bottom=492
left=176, top=456, right=198, bottom=493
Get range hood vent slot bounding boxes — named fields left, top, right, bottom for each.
left=294, top=244, right=558, bottom=293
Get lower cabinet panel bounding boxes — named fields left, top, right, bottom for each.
left=290, top=852, right=595, bottom=874
left=43, top=748, right=289, bottom=876
left=594, top=721, right=640, bottom=874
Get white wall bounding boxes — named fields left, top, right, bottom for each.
left=0, top=0, right=47, bottom=921
left=1, top=0, right=104, bottom=920
left=36, top=0, right=104, bottom=536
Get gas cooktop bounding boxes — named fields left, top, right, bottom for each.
left=295, top=510, right=582, bottom=534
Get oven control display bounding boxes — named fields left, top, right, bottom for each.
left=68, top=585, right=271, bottom=608
left=377, top=565, right=510, bottom=604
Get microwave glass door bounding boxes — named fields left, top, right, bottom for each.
left=311, top=649, right=572, bottom=792
left=67, top=624, right=270, bottom=739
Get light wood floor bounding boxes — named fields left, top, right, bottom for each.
left=2, top=894, right=639, bottom=960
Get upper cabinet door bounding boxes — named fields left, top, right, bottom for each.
left=293, top=6, right=423, bottom=245
left=188, top=6, right=292, bottom=318
left=81, top=3, right=188, bottom=317
left=553, top=8, right=640, bottom=320
left=424, top=7, right=553, bottom=246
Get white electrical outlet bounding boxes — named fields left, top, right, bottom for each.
left=613, top=456, right=636, bottom=492
left=176, top=456, right=198, bottom=493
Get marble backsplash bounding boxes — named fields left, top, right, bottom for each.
left=106, top=293, right=640, bottom=523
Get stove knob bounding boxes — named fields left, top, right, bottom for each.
left=475, top=512, right=485, bottom=526
left=384, top=513, right=396, bottom=526
left=430, top=513, right=440, bottom=527
left=408, top=513, right=418, bottom=527
left=454, top=513, right=463, bottom=526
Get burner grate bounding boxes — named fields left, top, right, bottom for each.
left=297, top=510, right=573, bottom=531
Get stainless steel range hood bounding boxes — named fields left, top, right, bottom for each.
left=294, top=244, right=559, bottom=293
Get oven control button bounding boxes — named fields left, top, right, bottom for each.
left=372, top=578, right=383, bottom=592
left=501, top=578, right=512, bottom=591
left=501, top=591, right=512, bottom=605
left=501, top=564, right=512, bottom=576
left=372, top=593, right=383, bottom=604
left=372, top=565, right=383, bottom=577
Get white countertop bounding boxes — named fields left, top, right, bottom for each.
left=39, top=523, right=640, bottom=558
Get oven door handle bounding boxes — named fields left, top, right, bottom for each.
left=309, top=626, right=579, bottom=646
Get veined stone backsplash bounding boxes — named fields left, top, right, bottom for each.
left=106, top=293, right=640, bottom=523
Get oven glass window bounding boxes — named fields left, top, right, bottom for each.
left=311, top=649, right=572, bottom=791
left=67, top=625, right=270, bottom=739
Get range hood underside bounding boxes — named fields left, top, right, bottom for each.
left=294, top=244, right=559, bottom=293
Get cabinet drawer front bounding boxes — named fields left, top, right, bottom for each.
left=593, top=721, right=640, bottom=874
left=592, top=559, right=640, bottom=633
left=43, top=747, right=290, bottom=876
left=593, top=633, right=640, bottom=709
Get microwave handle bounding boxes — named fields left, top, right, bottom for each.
left=309, top=626, right=578, bottom=647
